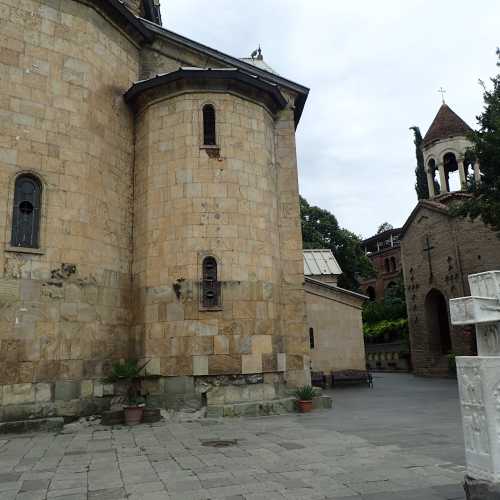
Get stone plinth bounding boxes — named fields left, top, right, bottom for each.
left=450, top=271, right=500, bottom=499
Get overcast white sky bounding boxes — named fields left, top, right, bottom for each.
left=161, top=1, right=500, bottom=238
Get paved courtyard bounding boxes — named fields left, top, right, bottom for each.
left=0, top=373, right=466, bottom=500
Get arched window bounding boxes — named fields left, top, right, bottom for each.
left=367, top=286, right=376, bottom=302
left=201, top=256, right=221, bottom=308
left=309, top=327, right=315, bottom=349
left=428, top=159, right=440, bottom=195
left=443, top=152, right=460, bottom=192
left=11, top=174, right=42, bottom=248
left=390, top=256, right=397, bottom=272
left=384, top=258, right=390, bottom=273
left=202, top=104, right=216, bottom=146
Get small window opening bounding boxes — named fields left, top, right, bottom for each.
left=390, top=256, right=396, bottom=272
left=309, top=327, right=315, bottom=349
left=384, top=258, right=390, bottom=273
left=11, top=174, right=42, bottom=248
left=201, top=256, right=221, bottom=308
left=202, top=104, right=216, bottom=146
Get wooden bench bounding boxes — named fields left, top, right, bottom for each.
left=311, top=371, right=327, bottom=389
left=331, top=370, right=373, bottom=388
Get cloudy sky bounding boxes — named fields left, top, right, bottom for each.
left=161, top=1, right=499, bottom=238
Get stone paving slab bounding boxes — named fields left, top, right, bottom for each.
left=0, top=414, right=465, bottom=500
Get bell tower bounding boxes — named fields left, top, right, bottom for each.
left=422, top=103, right=480, bottom=198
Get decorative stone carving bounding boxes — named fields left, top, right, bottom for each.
left=450, top=271, right=500, bottom=495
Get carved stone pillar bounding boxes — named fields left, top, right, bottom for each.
left=458, top=158, right=467, bottom=190
left=426, top=167, right=436, bottom=198
left=450, top=271, right=500, bottom=499
left=438, top=162, right=448, bottom=193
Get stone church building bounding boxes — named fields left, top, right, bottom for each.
left=0, top=0, right=314, bottom=419
left=401, top=103, right=500, bottom=376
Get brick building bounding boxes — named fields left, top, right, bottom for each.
left=0, top=0, right=311, bottom=419
left=400, top=103, right=500, bottom=376
left=359, top=227, right=402, bottom=302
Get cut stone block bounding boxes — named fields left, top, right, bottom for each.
left=242, top=354, right=262, bottom=374
left=55, top=381, right=80, bottom=401
left=3, top=384, right=35, bottom=405
left=193, top=356, right=208, bottom=376
left=35, top=383, right=52, bottom=402
left=81, top=380, right=93, bottom=398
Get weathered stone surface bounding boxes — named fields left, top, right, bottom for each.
left=242, top=354, right=262, bottom=375
left=0, top=0, right=310, bottom=419
left=81, top=380, right=94, bottom=398
left=193, top=356, right=208, bottom=376
left=35, top=383, right=52, bottom=402
left=208, top=355, right=241, bottom=375
left=3, top=384, right=35, bottom=405
left=55, top=381, right=80, bottom=401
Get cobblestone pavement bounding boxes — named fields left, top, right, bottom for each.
left=0, top=374, right=466, bottom=500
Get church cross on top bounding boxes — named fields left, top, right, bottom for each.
left=438, top=87, right=446, bottom=104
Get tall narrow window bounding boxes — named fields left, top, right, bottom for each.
left=201, top=256, right=221, bottom=308
left=202, top=104, right=216, bottom=146
left=384, top=258, right=390, bottom=273
left=309, top=328, right=315, bottom=349
left=11, top=174, right=42, bottom=248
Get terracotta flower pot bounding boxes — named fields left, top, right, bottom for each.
left=124, top=405, right=144, bottom=426
left=297, top=400, right=313, bottom=413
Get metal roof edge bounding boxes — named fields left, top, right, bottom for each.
left=305, top=277, right=368, bottom=301
left=124, top=68, right=288, bottom=109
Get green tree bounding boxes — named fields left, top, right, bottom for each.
left=410, top=126, right=429, bottom=200
left=300, top=196, right=374, bottom=291
left=377, top=222, right=393, bottom=233
left=454, top=51, right=500, bottom=234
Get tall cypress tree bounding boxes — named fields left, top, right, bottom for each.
left=410, top=126, right=429, bottom=200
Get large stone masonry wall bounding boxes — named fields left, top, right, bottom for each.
left=0, top=0, right=139, bottom=419
left=401, top=206, right=500, bottom=375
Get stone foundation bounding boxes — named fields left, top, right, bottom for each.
left=465, top=476, right=500, bottom=500
left=0, top=373, right=306, bottom=421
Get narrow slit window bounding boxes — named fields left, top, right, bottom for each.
left=11, top=174, right=42, bottom=248
left=202, top=256, right=221, bottom=308
left=309, top=327, right=315, bottom=349
left=202, top=104, right=216, bottom=146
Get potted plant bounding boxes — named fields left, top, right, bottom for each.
left=107, top=359, right=149, bottom=426
left=295, top=385, right=316, bottom=413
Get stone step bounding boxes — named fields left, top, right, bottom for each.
left=207, top=395, right=333, bottom=418
left=0, top=417, right=64, bottom=435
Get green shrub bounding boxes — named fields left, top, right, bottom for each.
left=363, top=318, right=409, bottom=342
left=108, top=359, right=148, bottom=381
left=294, top=385, right=316, bottom=400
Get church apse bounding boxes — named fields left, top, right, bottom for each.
left=127, top=69, right=310, bottom=412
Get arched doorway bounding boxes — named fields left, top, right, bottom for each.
left=425, top=289, right=452, bottom=355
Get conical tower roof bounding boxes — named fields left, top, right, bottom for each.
left=422, top=104, right=473, bottom=147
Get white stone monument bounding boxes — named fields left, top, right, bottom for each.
left=450, top=271, right=500, bottom=500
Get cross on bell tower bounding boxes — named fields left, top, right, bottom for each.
left=438, top=87, right=446, bottom=104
